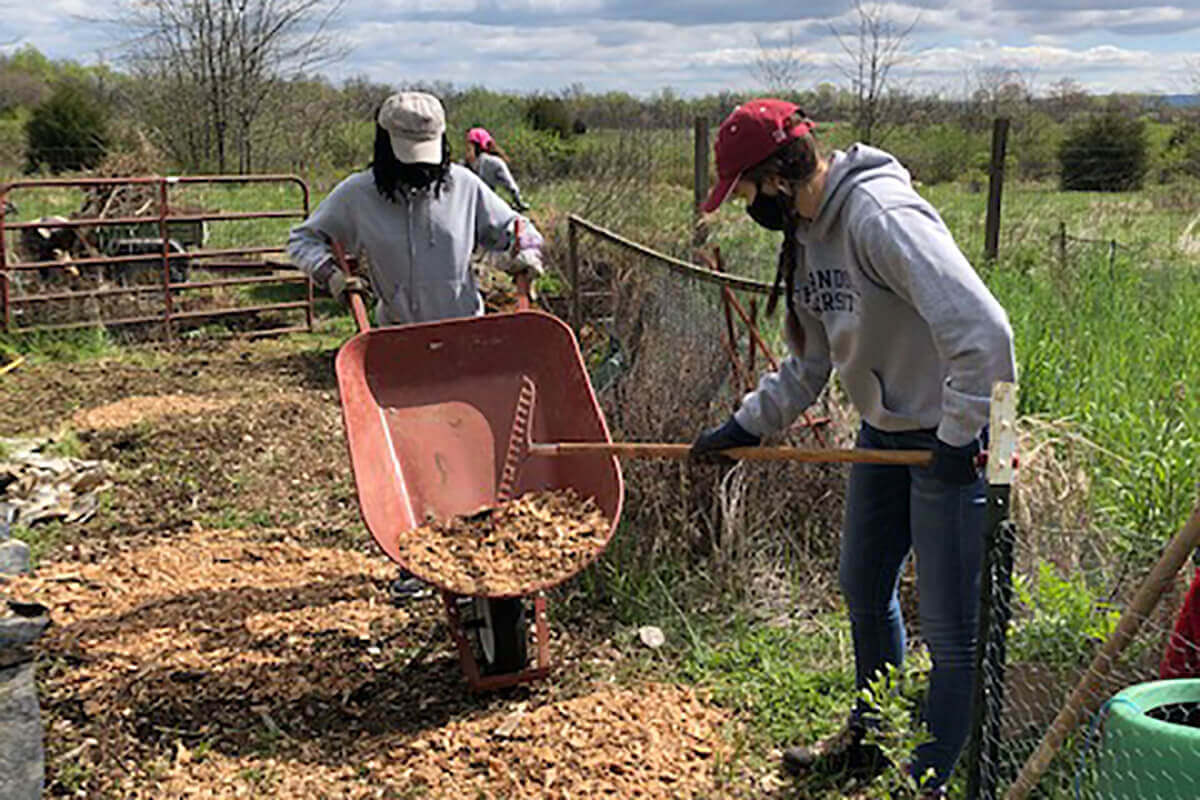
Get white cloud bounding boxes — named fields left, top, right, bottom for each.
left=3, top=0, right=1198, bottom=97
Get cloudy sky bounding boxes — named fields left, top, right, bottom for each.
left=3, top=0, right=1199, bottom=97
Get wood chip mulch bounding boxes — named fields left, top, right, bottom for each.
left=70, top=394, right=240, bottom=431
left=139, top=683, right=732, bottom=799
left=395, top=489, right=612, bottom=596
left=5, top=530, right=736, bottom=799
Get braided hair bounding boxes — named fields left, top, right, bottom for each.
left=741, top=123, right=820, bottom=330
left=371, top=122, right=452, bottom=203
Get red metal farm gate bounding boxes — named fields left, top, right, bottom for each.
left=0, top=174, right=314, bottom=340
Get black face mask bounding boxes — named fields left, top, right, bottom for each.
left=746, top=190, right=788, bottom=231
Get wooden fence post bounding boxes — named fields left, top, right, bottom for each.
left=568, top=216, right=581, bottom=338
left=1058, top=222, right=1067, bottom=268
left=984, top=118, right=1010, bottom=263
left=693, top=116, right=709, bottom=248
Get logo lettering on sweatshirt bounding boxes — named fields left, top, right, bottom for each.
left=799, top=268, right=860, bottom=315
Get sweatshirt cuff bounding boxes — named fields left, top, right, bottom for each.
left=311, top=259, right=337, bottom=289
left=734, top=406, right=769, bottom=439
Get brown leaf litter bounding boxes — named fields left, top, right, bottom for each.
left=395, top=488, right=612, bottom=596
left=6, top=529, right=735, bottom=798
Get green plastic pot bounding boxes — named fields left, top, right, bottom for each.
left=1094, top=679, right=1200, bottom=799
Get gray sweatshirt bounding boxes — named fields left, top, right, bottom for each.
left=735, top=145, right=1016, bottom=447
left=472, top=153, right=523, bottom=205
left=288, top=164, right=541, bottom=325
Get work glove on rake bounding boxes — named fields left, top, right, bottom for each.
left=690, top=416, right=761, bottom=465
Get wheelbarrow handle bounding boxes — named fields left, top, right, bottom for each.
left=515, top=271, right=532, bottom=311
left=329, top=239, right=371, bottom=334
left=528, top=442, right=933, bottom=466
left=511, top=217, right=532, bottom=312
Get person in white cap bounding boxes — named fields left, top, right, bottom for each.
left=288, top=91, right=544, bottom=326
left=690, top=99, right=1016, bottom=798
left=288, top=92, right=544, bottom=599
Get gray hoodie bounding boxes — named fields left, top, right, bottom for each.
left=734, top=145, right=1016, bottom=447
left=288, top=164, right=541, bottom=326
left=471, top=152, right=524, bottom=205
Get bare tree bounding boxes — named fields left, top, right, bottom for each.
left=750, top=28, right=808, bottom=96
left=1046, top=76, right=1088, bottom=122
left=830, top=0, right=920, bottom=146
left=115, top=0, right=345, bottom=173
left=970, top=64, right=1036, bottom=122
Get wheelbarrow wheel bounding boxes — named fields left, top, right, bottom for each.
left=472, top=597, right=528, bottom=675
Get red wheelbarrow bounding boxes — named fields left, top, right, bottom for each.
left=332, top=251, right=623, bottom=691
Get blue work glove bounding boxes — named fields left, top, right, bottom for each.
left=691, top=416, right=761, bottom=464
left=930, top=437, right=983, bottom=485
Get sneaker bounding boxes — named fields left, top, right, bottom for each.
left=781, top=722, right=890, bottom=780
left=389, top=569, right=430, bottom=603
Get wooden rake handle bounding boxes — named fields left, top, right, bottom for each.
left=529, top=442, right=932, bottom=466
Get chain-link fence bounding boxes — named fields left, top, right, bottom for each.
left=969, top=498, right=1200, bottom=800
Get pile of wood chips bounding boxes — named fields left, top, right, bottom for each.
left=7, top=529, right=738, bottom=799
left=396, top=489, right=611, bottom=596
left=126, top=683, right=731, bottom=800
left=70, top=394, right=239, bottom=432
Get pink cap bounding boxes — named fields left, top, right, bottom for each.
left=701, top=99, right=814, bottom=214
left=466, top=127, right=494, bottom=150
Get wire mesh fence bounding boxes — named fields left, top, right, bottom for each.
left=969, top=501, right=1200, bottom=800
left=563, top=213, right=855, bottom=607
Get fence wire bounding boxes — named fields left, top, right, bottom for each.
left=972, top=511, right=1200, bottom=800
left=567, top=217, right=853, bottom=608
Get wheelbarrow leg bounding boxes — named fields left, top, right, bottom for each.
left=441, top=590, right=552, bottom=692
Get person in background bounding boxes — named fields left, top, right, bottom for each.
left=464, top=127, right=530, bottom=212
left=288, top=91, right=544, bottom=597
left=690, top=99, right=1016, bottom=798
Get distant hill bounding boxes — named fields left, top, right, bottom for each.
left=1162, top=94, right=1200, bottom=107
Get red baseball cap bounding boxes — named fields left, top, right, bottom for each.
left=701, top=99, right=814, bottom=214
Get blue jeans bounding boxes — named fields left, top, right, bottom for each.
left=840, top=422, right=986, bottom=785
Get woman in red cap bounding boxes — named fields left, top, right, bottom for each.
left=691, top=99, right=1016, bottom=797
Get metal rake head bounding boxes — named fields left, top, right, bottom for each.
left=496, top=374, right=537, bottom=503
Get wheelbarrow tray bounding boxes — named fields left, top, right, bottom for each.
left=335, top=310, right=623, bottom=597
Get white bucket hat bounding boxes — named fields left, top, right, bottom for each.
left=377, top=92, right=446, bottom=164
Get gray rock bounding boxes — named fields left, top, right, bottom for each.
left=0, top=603, right=49, bottom=660
left=0, top=660, right=45, bottom=800
left=0, top=539, right=31, bottom=576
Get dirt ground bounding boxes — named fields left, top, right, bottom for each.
left=1, top=340, right=746, bottom=798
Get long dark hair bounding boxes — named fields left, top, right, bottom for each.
left=742, top=125, right=820, bottom=327
left=468, top=139, right=510, bottom=163
left=371, top=123, right=452, bottom=203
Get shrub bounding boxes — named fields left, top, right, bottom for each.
left=1010, top=561, right=1120, bottom=668
left=525, top=95, right=573, bottom=139
left=25, top=82, right=108, bottom=173
left=887, top=122, right=986, bottom=185
left=1164, top=120, right=1200, bottom=180
left=1058, top=109, right=1147, bottom=191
